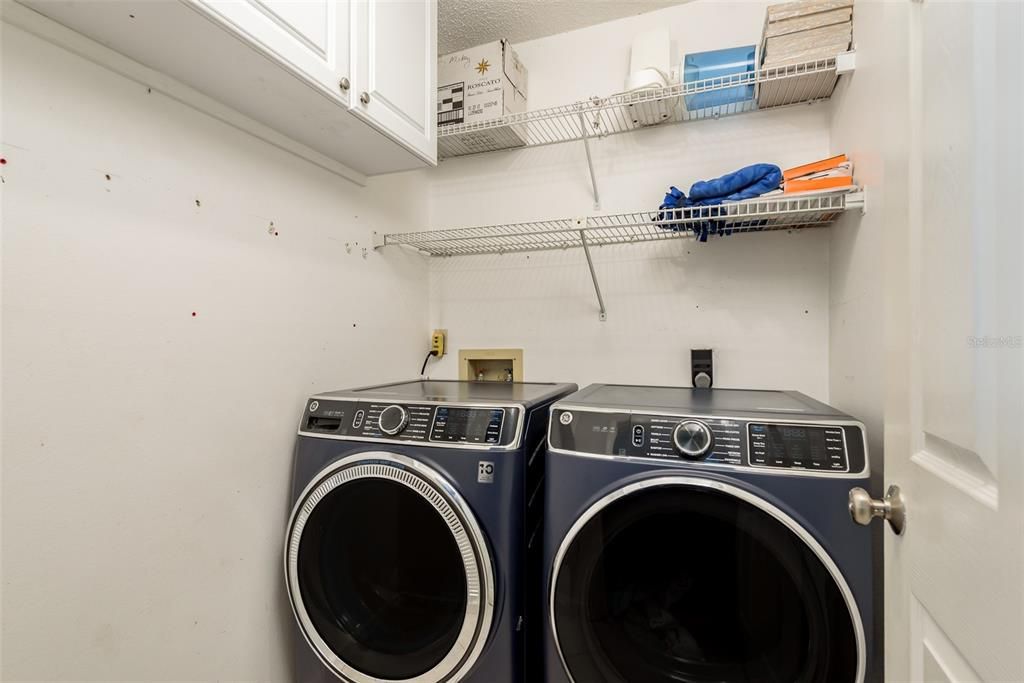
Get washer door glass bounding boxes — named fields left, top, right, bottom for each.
left=552, top=483, right=860, bottom=683
left=287, top=456, right=491, bottom=682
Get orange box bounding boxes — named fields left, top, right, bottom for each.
left=783, top=153, right=849, bottom=182
left=784, top=175, right=853, bottom=193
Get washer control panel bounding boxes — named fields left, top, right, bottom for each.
left=361, top=403, right=434, bottom=440
left=548, top=408, right=865, bottom=475
left=672, top=420, right=715, bottom=459
left=300, top=398, right=519, bottom=448
left=430, top=407, right=506, bottom=445
left=748, top=423, right=849, bottom=472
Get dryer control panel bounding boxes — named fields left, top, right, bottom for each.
left=299, top=398, right=521, bottom=448
left=549, top=408, right=865, bottom=475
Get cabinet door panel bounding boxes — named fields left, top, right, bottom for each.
left=195, top=0, right=351, bottom=102
left=256, top=1, right=329, bottom=53
left=353, top=0, right=436, bottom=163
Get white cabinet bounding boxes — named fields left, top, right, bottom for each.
left=196, top=0, right=353, bottom=106
left=191, top=0, right=436, bottom=160
left=351, top=0, right=436, bottom=162
left=15, top=0, right=437, bottom=177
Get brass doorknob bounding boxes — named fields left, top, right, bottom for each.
left=849, top=485, right=906, bottom=535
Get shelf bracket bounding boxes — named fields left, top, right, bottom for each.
left=577, top=218, right=607, bottom=321
left=836, top=50, right=857, bottom=75
left=846, top=188, right=868, bottom=215
left=578, top=112, right=601, bottom=210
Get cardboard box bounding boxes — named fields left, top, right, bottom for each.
left=438, top=39, right=529, bottom=152
left=759, top=0, right=853, bottom=68
left=765, top=6, right=852, bottom=38
left=756, top=0, right=852, bottom=107
left=766, top=0, right=853, bottom=24
left=763, top=23, right=852, bottom=66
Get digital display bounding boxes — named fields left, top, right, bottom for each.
left=749, top=423, right=847, bottom=471
left=767, top=425, right=827, bottom=461
left=431, top=407, right=504, bottom=444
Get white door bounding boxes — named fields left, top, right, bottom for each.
left=351, top=0, right=437, bottom=163
left=885, top=1, right=1024, bottom=681
left=193, top=0, right=352, bottom=104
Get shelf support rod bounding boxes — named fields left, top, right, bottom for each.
left=578, top=219, right=607, bottom=321
left=578, top=112, right=601, bottom=210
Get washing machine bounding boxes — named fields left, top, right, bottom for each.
left=543, top=384, right=880, bottom=683
left=284, top=379, right=576, bottom=683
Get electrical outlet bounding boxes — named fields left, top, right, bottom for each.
left=691, top=348, right=713, bottom=388
left=431, top=329, right=447, bottom=357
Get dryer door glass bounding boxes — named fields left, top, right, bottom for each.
left=287, top=458, right=492, bottom=682
left=552, top=484, right=859, bottom=683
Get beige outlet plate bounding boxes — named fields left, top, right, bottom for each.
left=431, top=329, right=447, bottom=357
left=458, top=348, right=523, bottom=382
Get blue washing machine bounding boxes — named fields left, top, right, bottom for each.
left=284, top=379, right=576, bottom=683
left=543, top=384, right=880, bottom=683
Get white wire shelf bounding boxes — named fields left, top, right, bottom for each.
left=438, top=55, right=849, bottom=159
left=385, top=191, right=865, bottom=257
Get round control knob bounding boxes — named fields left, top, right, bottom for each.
left=378, top=405, right=409, bottom=435
left=673, top=420, right=714, bottom=459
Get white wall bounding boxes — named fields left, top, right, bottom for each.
left=418, top=0, right=835, bottom=398
left=828, top=0, right=907, bottom=470
left=0, top=24, right=429, bottom=681
left=828, top=3, right=911, bottom=679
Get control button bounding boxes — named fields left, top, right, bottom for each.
left=559, top=412, right=573, bottom=425
left=352, top=410, right=365, bottom=429
left=378, top=404, right=409, bottom=436
left=632, top=425, right=645, bottom=447
left=672, top=420, right=714, bottom=459
left=309, top=400, right=319, bottom=412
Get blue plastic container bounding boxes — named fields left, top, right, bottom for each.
left=683, top=45, right=756, bottom=112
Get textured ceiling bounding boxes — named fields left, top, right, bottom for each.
left=439, top=0, right=687, bottom=54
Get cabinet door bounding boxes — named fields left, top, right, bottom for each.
left=194, top=0, right=352, bottom=104
left=351, top=0, right=437, bottom=164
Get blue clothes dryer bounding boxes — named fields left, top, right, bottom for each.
left=284, top=379, right=575, bottom=683
left=543, top=384, right=881, bottom=683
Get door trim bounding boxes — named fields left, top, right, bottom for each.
left=549, top=475, right=866, bottom=683
left=284, top=451, right=495, bottom=683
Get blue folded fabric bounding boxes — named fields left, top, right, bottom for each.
left=688, top=163, right=782, bottom=205
left=657, top=164, right=782, bottom=241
